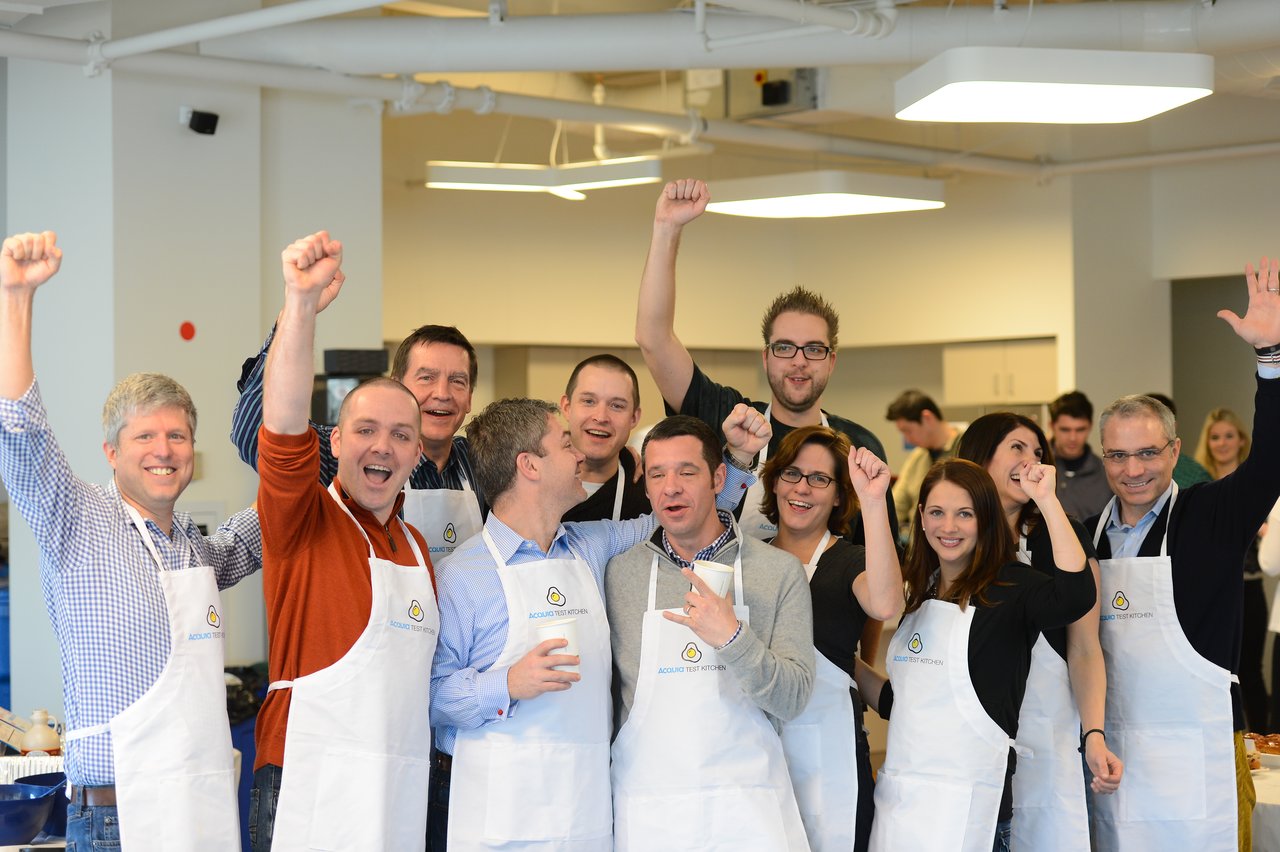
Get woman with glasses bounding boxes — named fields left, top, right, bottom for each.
left=759, top=425, right=904, bottom=852
left=854, top=459, right=1095, bottom=852
left=956, top=414, right=1123, bottom=851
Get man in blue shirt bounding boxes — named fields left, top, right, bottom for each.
left=428, top=400, right=767, bottom=851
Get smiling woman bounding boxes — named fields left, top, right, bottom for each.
left=857, top=458, right=1095, bottom=852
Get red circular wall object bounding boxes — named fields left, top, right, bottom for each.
left=179, top=321, right=196, bottom=341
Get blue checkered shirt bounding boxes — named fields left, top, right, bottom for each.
left=0, top=380, right=262, bottom=786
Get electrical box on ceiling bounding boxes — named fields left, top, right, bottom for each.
left=694, top=68, right=819, bottom=121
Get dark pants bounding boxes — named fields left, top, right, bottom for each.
left=853, top=699, right=875, bottom=852
left=426, top=748, right=451, bottom=852
left=249, top=763, right=284, bottom=852
left=1241, top=577, right=1269, bottom=730
left=65, top=802, right=120, bottom=851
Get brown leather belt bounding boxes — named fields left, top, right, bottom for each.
left=431, top=749, right=452, bottom=774
left=69, top=784, right=117, bottom=806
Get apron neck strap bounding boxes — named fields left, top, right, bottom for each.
left=123, top=503, right=192, bottom=572
left=611, top=463, right=626, bottom=522
left=327, top=483, right=428, bottom=567
left=647, top=530, right=745, bottom=610
left=805, top=529, right=833, bottom=571
left=1092, top=483, right=1178, bottom=556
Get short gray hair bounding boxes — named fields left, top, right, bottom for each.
left=1099, top=394, right=1177, bottom=445
left=466, top=398, right=558, bottom=503
left=102, top=373, right=197, bottom=447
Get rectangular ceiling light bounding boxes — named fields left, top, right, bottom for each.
left=895, top=47, right=1213, bottom=124
left=704, top=170, right=945, bottom=219
left=426, top=156, right=663, bottom=200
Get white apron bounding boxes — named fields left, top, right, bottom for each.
left=64, top=506, right=239, bottom=852
left=611, top=547, right=810, bottom=852
left=447, top=528, right=613, bottom=851
left=870, top=598, right=1011, bottom=852
left=1090, top=489, right=1237, bottom=851
left=403, top=470, right=483, bottom=561
left=738, top=405, right=830, bottom=541
left=1009, top=531, right=1089, bottom=852
left=269, top=485, right=437, bottom=852
left=780, top=531, right=861, bottom=852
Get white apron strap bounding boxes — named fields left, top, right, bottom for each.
left=612, top=463, right=627, bottom=522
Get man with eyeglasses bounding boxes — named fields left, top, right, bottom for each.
left=1082, top=258, right=1280, bottom=852
left=635, top=178, right=895, bottom=544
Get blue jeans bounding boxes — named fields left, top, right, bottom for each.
left=426, top=749, right=451, bottom=852
left=249, top=763, right=284, bottom=852
left=993, top=818, right=1012, bottom=852
left=65, top=802, right=120, bottom=850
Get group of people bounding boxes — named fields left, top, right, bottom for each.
left=1, top=176, right=1278, bottom=852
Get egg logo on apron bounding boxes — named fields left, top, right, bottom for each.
left=682, top=642, right=703, bottom=664
left=547, top=587, right=566, bottom=607
left=908, top=632, right=923, bottom=654
left=443, top=523, right=457, bottom=545
left=1112, top=591, right=1130, bottom=611
left=206, top=606, right=220, bottom=628
left=409, top=600, right=425, bottom=622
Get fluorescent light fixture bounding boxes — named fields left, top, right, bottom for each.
left=426, top=156, right=663, bottom=200
left=895, top=47, right=1213, bottom=124
left=704, top=170, right=945, bottom=219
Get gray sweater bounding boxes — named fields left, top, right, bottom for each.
left=605, top=532, right=815, bottom=735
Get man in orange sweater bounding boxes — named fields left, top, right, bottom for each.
left=249, top=231, right=438, bottom=852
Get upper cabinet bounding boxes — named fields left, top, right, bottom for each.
left=943, top=338, right=1057, bottom=406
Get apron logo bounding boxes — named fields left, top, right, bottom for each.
left=443, top=523, right=457, bottom=544
left=408, top=600, right=425, bottom=622
left=207, top=606, right=220, bottom=628
left=682, top=642, right=702, bottom=663
left=1112, top=591, right=1130, bottom=611
left=908, top=632, right=923, bottom=654
left=547, top=587, right=566, bottom=607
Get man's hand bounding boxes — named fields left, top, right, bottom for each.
left=506, top=638, right=581, bottom=701
left=849, top=446, right=891, bottom=502
left=662, top=568, right=739, bottom=648
left=1, top=232, right=62, bottom=294
left=1219, top=256, right=1280, bottom=348
left=723, top=402, right=771, bottom=467
left=281, top=231, right=344, bottom=309
left=654, top=179, right=709, bottom=231
left=1086, top=737, right=1123, bottom=795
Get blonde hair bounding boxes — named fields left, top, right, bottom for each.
left=1194, top=407, right=1250, bottom=479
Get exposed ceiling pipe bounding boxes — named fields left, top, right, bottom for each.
left=1, top=27, right=1276, bottom=184
left=1041, top=139, right=1280, bottom=179
left=89, top=0, right=386, bottom=65
left=197, top=1, right=1280, bottom=75
left=709, top=0, right=897, bottom=38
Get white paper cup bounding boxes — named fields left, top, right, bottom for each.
left=535, top=617, right=580, bottom=673
left=691, top=560, right=733, bottom=599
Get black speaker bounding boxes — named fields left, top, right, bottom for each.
left=187, top=110, right=219, bottom=135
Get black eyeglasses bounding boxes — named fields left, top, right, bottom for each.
left=1101, top=439, right=1175, bottom=466
left=778, top=467, right=834, bottom=488
left=767, top=342, right=832, bottom=361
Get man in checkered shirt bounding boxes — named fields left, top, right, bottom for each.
left=0, top=231, right=262, bottom=850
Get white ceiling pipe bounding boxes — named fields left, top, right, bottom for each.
left=198, top=1, right=1280, bottom=75
left=93, top=0, right=388, bottom=63
left=710, top=0, right=895, bottom=38
left=1041, top=139, right=1280, bottom=179
left=0, top=27, right=1028, bottom=174
left=0, top=27, right=1274, bottom=184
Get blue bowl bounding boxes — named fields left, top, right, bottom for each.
left=14, top=772, right=67, bottom=838
left=0, top=782, right=59, bottom=845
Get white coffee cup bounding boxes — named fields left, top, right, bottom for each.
left=691, top=560, right=734, bottom=600
left=535, top=617, right=580, bottom=673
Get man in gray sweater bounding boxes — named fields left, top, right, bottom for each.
left=606, top=415, right=814, bottom=851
